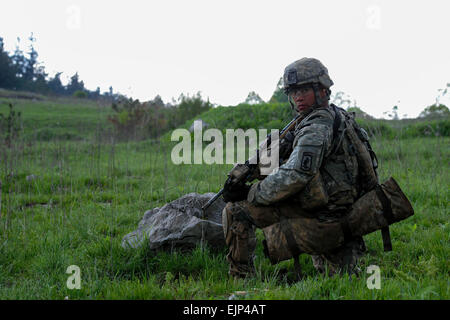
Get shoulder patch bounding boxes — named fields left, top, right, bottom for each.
left=301, top=152, right=313, bottom=171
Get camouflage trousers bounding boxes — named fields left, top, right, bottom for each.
left=310, top=236, right=366, bottom=276
left=222, top=200, right=366, bottom=278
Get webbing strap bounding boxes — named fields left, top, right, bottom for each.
left=331, top=104, right=342, bottom=140
left=293, top=256, right=302, bottom=280
left=279, top=216, right=302, bottom=258
left=324, top=104, right=344, bottom=160
left=340, top=216, right=353, bottom=244
left=375, top=185, right=394, bottom=251
left=375, top=185, right=395, bottom=224
left=381, top=227, right=392, bottom=252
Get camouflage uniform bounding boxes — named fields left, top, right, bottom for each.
left=223, top=105, right=367, bottom=277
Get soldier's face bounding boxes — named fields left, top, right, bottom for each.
left=289, top=86, right=327, bottom=114
left=289, top=86, right=316, bottom=114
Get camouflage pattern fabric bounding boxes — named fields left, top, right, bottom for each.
left=283, top=57, right=334, bottom=91
left=222, top=202, right=257, bottom=278
left=224, top=106, right=368, bottom=277
left=247, top=107, right=336, bottom=206
left=311, top=236, right=366, bottom=276
left=222, top=199, right=367, bottom=277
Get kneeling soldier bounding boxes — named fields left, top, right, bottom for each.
left=222, top=58, right=413, bottom=278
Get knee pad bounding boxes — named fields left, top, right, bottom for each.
left=222, top=205, right=233, bottom=246
left=222, top=203, right=249, bottom=242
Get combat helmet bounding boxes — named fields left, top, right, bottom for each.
left=283, top=57, right=334, bottom=109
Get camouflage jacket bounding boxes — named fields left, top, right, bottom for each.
left=247, top=105, right=360, bottom=216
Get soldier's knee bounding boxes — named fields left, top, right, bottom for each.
left=222, top=202, right=255, bottom=246
left=222, top=206, right=233, bottom=245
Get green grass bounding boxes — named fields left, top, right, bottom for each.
left=0, top=97, right=448, bottom=299
left=0, top=96, right=113, bottom=142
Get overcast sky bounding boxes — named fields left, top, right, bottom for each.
left=1, top=0, right=449, bottom=118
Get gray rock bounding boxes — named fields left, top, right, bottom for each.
left=122, top=192, right=226, bottom=251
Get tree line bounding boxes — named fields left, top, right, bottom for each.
left=1, top=33, right=447, bottom=144
left=0, top=34, right=115, bottom=100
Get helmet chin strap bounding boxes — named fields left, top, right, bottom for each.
left=312, top=82, right=326, bottom=108
left=288, top=96, right=296, bottom=111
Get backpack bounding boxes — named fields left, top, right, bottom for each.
left=331, top=105, right=393, bottom=251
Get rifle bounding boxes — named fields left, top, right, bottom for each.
left=201, top=114, right=302, bottom=216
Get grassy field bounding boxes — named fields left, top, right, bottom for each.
left=0, top=97, right=448, bottom=299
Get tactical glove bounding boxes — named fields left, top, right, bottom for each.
left=222, top=178, right=251, bottom=203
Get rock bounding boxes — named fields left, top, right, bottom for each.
left=122, top=192, right=226, bottom=251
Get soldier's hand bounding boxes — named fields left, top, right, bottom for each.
left=229, top=163, right=261, bottom=182
left=222, top=177, right=251, bottom=203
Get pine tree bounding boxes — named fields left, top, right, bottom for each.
left=0, top=37, right=17, bottom=89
